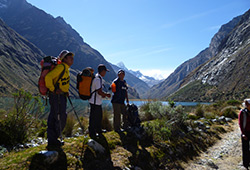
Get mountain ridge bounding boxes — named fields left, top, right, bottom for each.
left=169, top=9, right=250, bottom=102
left=0, top=0, right=116, bottom=83
left=147, top=14, right=243, bottom=99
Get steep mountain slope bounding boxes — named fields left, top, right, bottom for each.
left=147, top=14, right=242, bottom=99
left=110, top=63, right=149, bottom=98
left=170, top=9, right=250, bottom=102
left=0, top=19, right=44, bottom=96
left=0, top=0, right=116, bottom=82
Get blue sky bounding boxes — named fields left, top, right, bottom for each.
left=27, top=0, right=250, bottom=79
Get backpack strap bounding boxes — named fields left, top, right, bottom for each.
left=54, top=64, right=66, bottom=92
left=93, top=75, right=102, bottom=105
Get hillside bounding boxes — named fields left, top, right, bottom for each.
left=147, top=14, right=242, bottom=99
left=0, top=19, right=44, bottom=96
left=0, top=0, right=116, bottom=83
left=170, top=9, right=250, bottom=102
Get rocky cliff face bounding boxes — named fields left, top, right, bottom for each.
left=170, top=9, right=250, bottom=102
left=147, top=15, right=242, bottom=99
left=0, top=0, right=116, bottom=82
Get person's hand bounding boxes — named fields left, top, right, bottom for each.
left=242, top=134, right=248, bottom=140
left=106, top=93, right=111, bottom=98
left=126, top=99, right=129, bottom=104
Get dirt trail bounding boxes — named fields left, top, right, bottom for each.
left=183, top=120, right=246, bottom=170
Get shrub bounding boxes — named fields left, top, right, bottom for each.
left=143, top=104, right=187, bottom=142
left=37, top=120, right=47, bottom=138
left=63, top=114, right=76, bottom=137
left=195, top=105, right=204, bottom=118
left=226, top=99, right=241, bottom=106
left=140, top=102, right=154, bottom=121
left=168, top=100, right=175, bottom=108
left=188, top=114, right=199, bottom=120
left=204, top=112, right=216, bottom=119
left=0, top=89, right=44, bottom=147
left=149, top=101, right=163, bottom=118
left=221, top=106, right=238, bottom=119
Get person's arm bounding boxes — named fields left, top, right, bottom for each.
left=97, top=88, right=110, bottom=98
left=126, top=90, right=129, bottom=104
left=45, top=65, right=64, bottom=92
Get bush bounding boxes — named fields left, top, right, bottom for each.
left=195, top=105, right=205, bottom=118
left=0, top=89, right=44, bottom=147
left=63, top=114, right=76, bottom=137
left=226, top=99, right=241, bottom=106
left=168, top=100, right=175, bottom=108
left=143, top=104, right=187, bottom=142
left=37, top=120, right=47, bottom=138
left=188, top=114, right=199, bottom=120
left=221, top=106, right=238, bottom=118
left=149, top=101, right=163, bottom=118
left=140, top=102, right=154, bottom=121
left=204, top=112, right=216, bottom=119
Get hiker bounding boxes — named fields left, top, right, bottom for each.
left=110, top=69, right=129, bottom=132
left=88, top=64, right=111, bottom=138
left=45, top=50, right=74, bottom=150
left=239, top=99, right=250, bottom=169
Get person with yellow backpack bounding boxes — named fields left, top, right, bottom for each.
left=45, top=50, right=74, bottom=150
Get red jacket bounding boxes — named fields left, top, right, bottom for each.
left=239, top=108, right=250, bottom=134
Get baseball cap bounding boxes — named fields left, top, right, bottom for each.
left=58, top=50, right=74, bottom=60
left=243, top=99, right=250, bottom=108
left=118, top=69, right=125, bottom=74
left=98, top=64, right=109, bottom=73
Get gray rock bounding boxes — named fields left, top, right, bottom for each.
left=219, top=116, right=225, bottom=122
left=212, top=119, right=217, bottom=122
left=207, top=159, right=218, bottom=169
left=225, top=117, right=232, bottom=122
left=87, top=139, right=105, bottom=154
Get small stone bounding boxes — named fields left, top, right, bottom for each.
left=212, top=119, right=217, bottom=122
left=219, top=116, right=225, bottom=121
left=206, top=126, right=210, bottom=129
left=225, top=117, right=232, bottom=122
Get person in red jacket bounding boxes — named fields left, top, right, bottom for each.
left=239, top=99, right=250, bottom=169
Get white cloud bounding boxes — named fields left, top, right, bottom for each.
left=140, top=69, right=174, bottom=80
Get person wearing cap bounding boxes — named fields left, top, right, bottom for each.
left=239, top=99, right=250, bottom=169
left=45, top=50, right=74, bottom=150
left=110, top=69, right=129, bottom=132
left=88, top=64, right=111, bottom=138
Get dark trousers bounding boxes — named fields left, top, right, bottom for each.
left=47, top=93, right=67, bottom=146
left=242, top=132, right=250, bottom=168
left=89, top=104, right=102, bottom=136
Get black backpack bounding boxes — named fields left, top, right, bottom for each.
left=127, top=104, right=141, bottom=127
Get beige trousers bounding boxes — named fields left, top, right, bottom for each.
left=112, top=103, right=128, bottom=130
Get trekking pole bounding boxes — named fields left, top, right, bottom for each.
left=68, top=96, right=85, bottom=134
